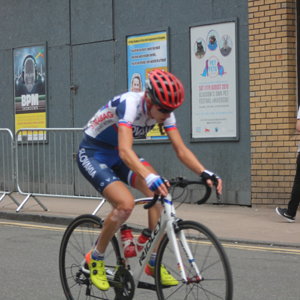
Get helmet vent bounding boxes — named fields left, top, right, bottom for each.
left=146, top=69, right=184, bottom=110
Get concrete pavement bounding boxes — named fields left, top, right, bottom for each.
left=0, top=193, right=299, bottom=247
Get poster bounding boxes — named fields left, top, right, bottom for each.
left=14, top=44, right=47, bottom=141
left=190, top=22, right=237, bottom=139
left=127, top=31, right=168, bottom=140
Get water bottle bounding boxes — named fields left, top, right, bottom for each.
left=136, top=228, right=152, bottom=252
left=120, top=224, right=137, bottom=258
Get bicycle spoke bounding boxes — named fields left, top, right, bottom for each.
left=155, top=221, right=233, bottom=300
left=59, top=178, right=232, bottom=300
left=59, top=215, right=121, bottom=300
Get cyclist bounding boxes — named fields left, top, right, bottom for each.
left=77, top=69, right=222, bottom=291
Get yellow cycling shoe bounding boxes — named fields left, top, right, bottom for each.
left=145, top=263, right=179, bottom=286
left=85, top=251, right=110, bottom=291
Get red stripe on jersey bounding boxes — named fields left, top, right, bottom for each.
left=130, top=160, right=152, bottom=188
left=164, top=126, right=177, bottom=131
left=119, top=122, right=132, bottom=129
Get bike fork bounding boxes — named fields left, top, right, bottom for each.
left=167, top=221, right=188, bottom=282
left=178, top=229, right=203, bottom=282
left=167, top=222, right=202, bottom=283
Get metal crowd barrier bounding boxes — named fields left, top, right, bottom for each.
left=0, top=128, right=20, bottom=207
left=2, top=127, right=209, bottom=213
left=15, top=128, right=103, bottom=212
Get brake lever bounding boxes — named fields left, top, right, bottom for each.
left=144, top=178, right=170, bottom=209
left=213, top=177, right=221, bottom=200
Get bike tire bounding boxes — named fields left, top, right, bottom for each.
left=59, top=214, right=121, bottom=300
left=155, top=220, right=233, bottom=300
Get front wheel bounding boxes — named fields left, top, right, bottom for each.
left=59, top=214, right=122, bottom=300
left=155, top=220, right=233, bottom=300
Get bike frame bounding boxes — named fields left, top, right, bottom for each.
left=114, top=193, right=201, bottom=287
left=60, top=177, right=233, bottom=300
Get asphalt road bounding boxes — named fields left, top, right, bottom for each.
left=1, top=220, right=300, bottom=300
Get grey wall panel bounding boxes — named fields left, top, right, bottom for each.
left=113, top=0, right=250, bottom=205
left=71, top=0, right=113, bottom=45
left=72, top=41, right=115, bottom=127
left=211, top=0, right=245, bottom=18
left=47, top=46, right=72, bottom=127
left=0, top=49, right=14, bottom=129
left=114, top=0, right=212, bottom=36
left=0, top=0, right=70, bottom=49
left=0, top=0, right=251, bottom=205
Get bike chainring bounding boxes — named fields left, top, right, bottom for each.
left=113, top=266, right=135, bottom=300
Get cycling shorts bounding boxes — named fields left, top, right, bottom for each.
left=77, top=145, right=150, bottom=194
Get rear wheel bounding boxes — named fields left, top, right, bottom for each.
left=155, top=220, right=233, bottom=300
left=59, top=214, right=122, bottom=299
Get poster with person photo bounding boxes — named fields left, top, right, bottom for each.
left=14, top=44, right=47, bottom=141
left=127, top=30, right=169, bottom=140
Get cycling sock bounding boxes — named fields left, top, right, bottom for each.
left=92, top=248, right=105, bottom=261
left=149, top=253, right=157, bottom=267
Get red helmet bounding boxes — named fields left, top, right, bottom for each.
left=146, top=69, right=185, bottom=110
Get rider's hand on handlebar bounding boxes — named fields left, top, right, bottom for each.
left=200, top=170, right=222, bottom=196
left=145, top=173, right=169, bottom=197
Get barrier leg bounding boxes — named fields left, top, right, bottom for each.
left=0, top=193, right=20, bottom=206
left=16, top=194, right=32, bottom=212
left=92, top=198, right=106, bottom=215
left=8, top=194, right=20, bottom=206
left=16, top=194, right=48, bottom=212
left=32, top=195, right=48, bottom=211
left=0, top=193, right=7, bottom=203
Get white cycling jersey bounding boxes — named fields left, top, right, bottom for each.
left=83, top=91, right=177, bottom=147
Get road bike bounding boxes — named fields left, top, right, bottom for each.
left=59, top=177, right=233, bottom=299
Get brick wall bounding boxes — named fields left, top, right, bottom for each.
left=248, top=0, right=297, bottom=205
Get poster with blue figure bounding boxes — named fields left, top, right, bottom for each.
left=190, top=22, right=237, bottom=140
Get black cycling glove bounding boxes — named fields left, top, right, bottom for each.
left=200, top=170, right=220, bottom=185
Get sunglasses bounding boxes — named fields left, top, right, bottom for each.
left=146, top=92, right=173, bottom=114
left=157, top=107, right=173, bottom=114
